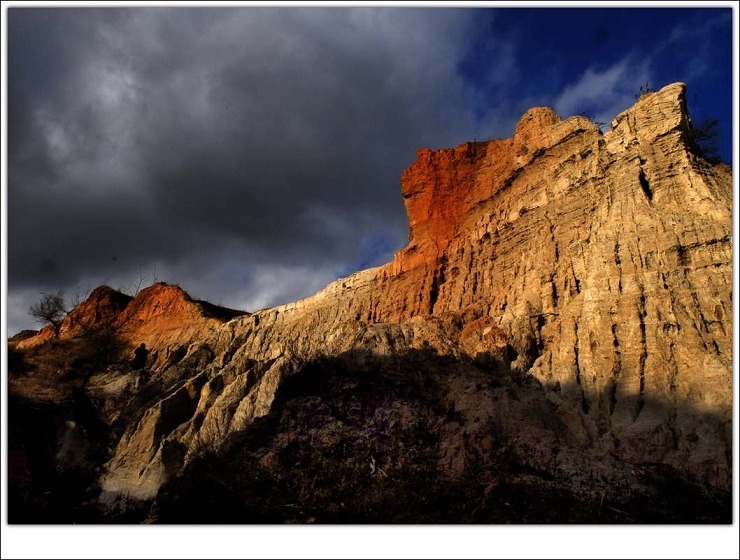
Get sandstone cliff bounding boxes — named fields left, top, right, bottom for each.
left=8, top=83, right=733, bottom=522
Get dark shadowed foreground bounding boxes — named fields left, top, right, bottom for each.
left=8, top=345, right=730, bottom=524
left=151, top=349, right=730, bottom=524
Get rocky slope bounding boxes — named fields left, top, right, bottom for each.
left=8, top=83, right=733, bottom=523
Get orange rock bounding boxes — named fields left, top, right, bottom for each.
left=18, top=282, right=246, bottom=370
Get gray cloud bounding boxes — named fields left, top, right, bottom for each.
left=7, top=7, right=492, bottom=334
left=7, top=7, right=731, bottom=337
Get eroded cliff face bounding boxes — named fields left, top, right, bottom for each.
left=100, top=83, right=732, bottom=502
left=11, top=83, right=731, bottom=516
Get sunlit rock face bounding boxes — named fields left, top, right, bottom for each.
left=17, top=286, right=133, bottom=348
left=17, top=282, right=246, bottom=371
left=24, top=83, right=730, bottom=506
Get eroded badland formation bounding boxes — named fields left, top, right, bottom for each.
left=8, top=83, right=733, bottom=523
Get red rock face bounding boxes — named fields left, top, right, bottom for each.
left=116, top=283, right=207, bottom=333
left=401, top=142, right=491, bottom=262
left=19, top=282, right=245, bottom=369
left=17, top=286, right=132, bottom=347
left=396, top=107, right=574, bottom=273
left=394, top=138, right=516, bottom=275
left=370, top=106, right=602, bottom=325
left=63, top=286, right=133, bottom=336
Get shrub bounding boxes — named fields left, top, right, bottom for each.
left=687, top=117, right=722, bottom=164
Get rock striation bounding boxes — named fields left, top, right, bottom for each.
left=9, top=83, right=732, bottom=519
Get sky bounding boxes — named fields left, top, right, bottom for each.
left=1, top=3, right=739, bottom=557
left=3, top=3, right=736, bottom=338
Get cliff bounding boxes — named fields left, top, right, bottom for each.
left=8, top=83, right=733, bottom=522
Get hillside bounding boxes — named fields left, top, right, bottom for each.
left=7, top=83, right=733, bottom=523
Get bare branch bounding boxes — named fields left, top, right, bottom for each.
left=28, top=291, right=67, bottom=338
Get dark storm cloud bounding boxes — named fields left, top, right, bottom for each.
left=7, top=7, right=733, bottom=336
left=8, top=8, right=486, bottom=332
